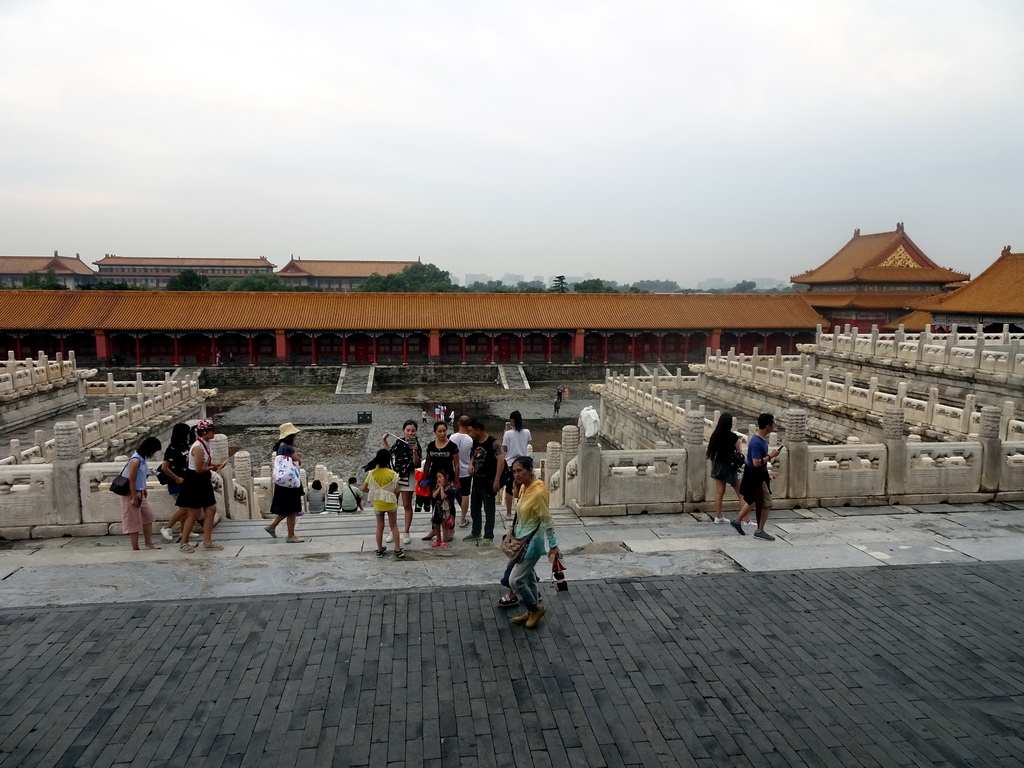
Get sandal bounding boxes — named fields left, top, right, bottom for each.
left=286, top=537, right=304, bottom=543
left=179, top=543, right=195, bottom=553
left=498, top=594, right=520, bottom=608
left=202, top=542, right=224, bottom=551
left=458, top=520, right=470, bottom=528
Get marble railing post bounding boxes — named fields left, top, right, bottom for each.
left=559, top=425, right=579, bottom=503
left=883, top=406, right=906, bottom=497
left=54, top=421, right=85, bottom=524
left=785, top=408, right=809, bottom=500
left=232, top=450, right=257, bottom=519
left=578, top=431, right=600, bottom=507
left=1003, top=400, right=1016, bottom=441
left=545, top=441, right=562, bottom=506
left=684, top=410, right=705, bottom=504
left=211, top=433, right=234, bottom=517
left=979, top=406, right=1002, bottom=493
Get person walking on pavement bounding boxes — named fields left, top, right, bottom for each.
left=265, top=423, right=305, bottom=542
left=449, top=415, right=474, bottom=527
left=508, top=456, right=560, bottom=629
left=382, top=421, right=421, bottom=545
left=706, top=412, right=749, bottom=524
left=176, top=419, right=227, bottom=553
left=733, top=413, right=782, bottom=540
left=553, top=398, right=560, bottom=417
left=465, top=419, right=503, bottom=546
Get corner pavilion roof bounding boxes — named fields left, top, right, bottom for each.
left=0, top=254, right=95, bottom=276
left=915, top=247, right=1024, bottom=317
left=0, top=291, right=826, bottom=332
left=800, top=291, right=940, bottom=310
left=276, top=259, right=418, bottom=278
left=791, top=226, right=969, bottom=286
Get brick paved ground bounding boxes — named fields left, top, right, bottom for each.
left=1, top=562, right=1023, bottom=767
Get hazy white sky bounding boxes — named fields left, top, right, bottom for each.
left=2, top=0, right=1022, bottom=286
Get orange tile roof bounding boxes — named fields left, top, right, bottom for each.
left=801, top=291, right=942, bottom=310
left=94, top=255, right=276, bottom=268
left=0, top=254, right=95, bottom=276
left=885, top=310, right=933, bottom=332
left=791, top=227, right=969, bottom=286
left=915, top=248, right=1024, bottom=316
left=276, top=259, right=419, bottom=278
left=0, top=291, right=826, bottom=332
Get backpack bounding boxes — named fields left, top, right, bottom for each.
left=391, top=439, right=415, bottom=478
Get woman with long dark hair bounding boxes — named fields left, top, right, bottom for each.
left=362, top=448, right=403, bottom=559
left=120, top=435, right=162, bottom=550
left=382, top=420, right=421, bottom=545
left=158, top=422, right=192, bottom=542
left=706, top=412, right=748, bottom=524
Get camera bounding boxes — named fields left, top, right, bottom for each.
left=553, top=569, right=568, bottom=592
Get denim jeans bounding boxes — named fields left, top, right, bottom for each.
left=470, top=477, right=496, bottom=539
left=510, top=556, right=542, bottom=611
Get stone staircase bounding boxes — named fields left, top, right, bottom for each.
left=171, top=366, right=204, bottom=381
left=335, top=364, right=375, bottom=395
left=499, top=364, right=531, bottom=390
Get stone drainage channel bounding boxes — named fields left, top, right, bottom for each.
left=0, top=501, right=1021, bottom=609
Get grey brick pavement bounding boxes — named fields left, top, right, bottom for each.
left=1, top=562, right=1023, bottom=767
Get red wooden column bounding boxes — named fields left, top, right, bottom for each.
left=210, top=334, right=217, bottom=364
left=59, top=334, right=66, bottom=357
left=657, top=334, right=663, bottom=362
left=172, top=334, right=180, bottom=365
left=402, top=334, right=408, bottom=365
left=135, top=334, right=142, bottom=367
left=572, top=329, right=585, bottom=363
left=311, top=334, right=318, bottom=366
left=460, top=335, right=467, bottom=365
left=275, top=330, right=288, bottom=363
left=488, top=334, right=495, bottom=363
left=545, top=334, right=552, bottom=364
left=709, top=328, right=722, bottom=355
left=342, top=335, right=348, bottom=364
left=603, top=334, right=609, bottom=364
left=683, top=333, right=690, bottom=362
left=517, top=335, right=524, bottom=363
left=788, top=332, right=796, bottom=354
left=630, top=334, right=638, bottom=363
left=94, top=331, right=108, bottom=361
left=428, top=330, right=440, bottom=361
left=372, top=335, right=379, bottom=363
left=248, top=334, right=255, bottom=365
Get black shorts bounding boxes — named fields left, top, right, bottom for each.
left=459, top=477, right=471, bottom=497
left=501, top=464, right=514, bottom=495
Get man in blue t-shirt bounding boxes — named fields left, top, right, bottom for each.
left=731, top=413, right=783, bottom=541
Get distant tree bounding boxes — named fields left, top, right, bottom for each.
left=166, top=269, right=207, bottom=291
left=357, top=262, right=462, bottom=292
left=730, top=280, right=757, bottom=293
left=626, top=285, right=648, bottom=294
left=467, top=280, right=513, bottom=293
left=551, top=275, right=568, bottom=293
left=573, top=278, right=616, bottom=293
left=82, top=280, right=146, bottom=290
left=632, top=279, right=680, bottom=293
left=21, top=270, right=66, bottom=290
left=226, top=273, right=289, bottom=291
left=516, top=280, right=546, bottom=292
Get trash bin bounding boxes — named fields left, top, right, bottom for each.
left=357, top=411, right=372, bottom=424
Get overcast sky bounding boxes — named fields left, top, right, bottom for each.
left=2, top=0, right=1022, bottom=286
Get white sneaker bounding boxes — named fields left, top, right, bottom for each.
left=385, top=532, right=394, bottom=543
left=744, top=520, right=757, bottom=527
left=160, top=527, right=174, bottom=542
left=713, top=517, right=725, bottom=524
left=403, top=534, right=411, bottom=545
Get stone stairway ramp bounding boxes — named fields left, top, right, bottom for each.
left=335, top=364, right=375, bottom=395
left=171, top=366, right=204, bottom=381
left=500, top=364, right=530, bottom=390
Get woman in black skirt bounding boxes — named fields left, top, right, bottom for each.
left=265, top=422, right=305, bottom=543
left=177, top=419, right=227, bottom=553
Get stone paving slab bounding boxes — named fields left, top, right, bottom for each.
left=850, top=540, right=978, bottom=566
left=826, top=504, right=914, bottom=516
left=3, top=562, right=1022, bottom=767
left=935, top=535, right=1024, bottom=562
left=721, top=541, right=884, bottom=571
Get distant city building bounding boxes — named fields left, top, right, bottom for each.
left=502, top=273, right=524, bottom=285
left=697, top=278, right=728, bottom=290
left=276, top=258, right=417, bottom=291
left=93, top=255, right=276, bottom=288
left=465, top=273, right=490, bottom=285
left=752, top=277, right=783, bottom=289
left=0, top=252, right=94, bottom=289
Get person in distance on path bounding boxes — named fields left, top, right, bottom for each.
left=733, top=413, right=782, bottom=541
